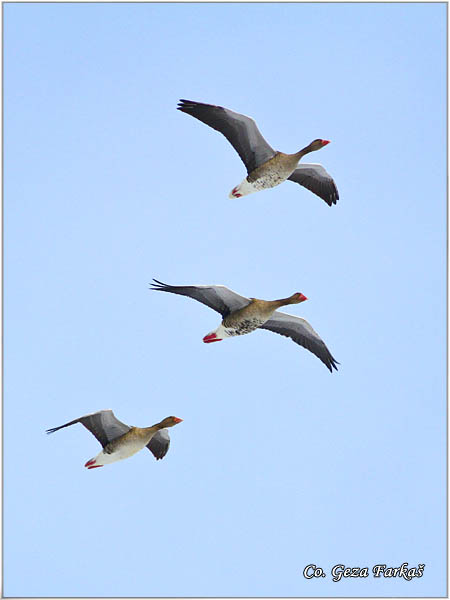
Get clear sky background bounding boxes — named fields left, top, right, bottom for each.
left=4, top=2, right=446, bottom=597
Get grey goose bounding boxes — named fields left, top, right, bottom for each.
left=177, top=99, right=339, bottom=206
left=151, top=279, right=338, bottom=372
left=46, top=410, right=183, bottom=469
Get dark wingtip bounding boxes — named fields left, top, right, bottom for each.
left=150, top=278, right=174, bottom=293
left=325, top=193, right=338, bottom=207
left=150, top=448, right=167, bottom=460
left=328, top=357, right=340, bottom=372
left=150, top=278, right=166, bottom=290
left=177, top=99, right=196, bottom=112
left=45, top=427, right=57, bottom=434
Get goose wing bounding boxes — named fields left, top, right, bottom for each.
left=260, top=311, right=339, bottom=372
left=151, top=279, right=250, bottom=318
left=177, top=99, right=276, bottom=174
left=147, top=429, right=170, bottom=460
left=288, top=163, right=339, bottom=206
left=46, top=409, right=131, bottom=448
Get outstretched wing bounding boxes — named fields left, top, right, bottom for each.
left=46, top=409, right=131, bottom=448
left=150, top=279, right=250, bottom=318
left=147, top=429, right=171, bottom=460
left=260, top=311, right=339, bottom=372
left=177, top=99, right=276, bottom=174
left=288, top=163, right=339, bottom=206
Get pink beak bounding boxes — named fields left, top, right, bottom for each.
left=203, top=333, right=222, bottom=343
left=322, top=140, right=330, bottom=146
left=299, top=293, right=308, bottom=302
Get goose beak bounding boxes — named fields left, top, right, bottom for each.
left=322, top=140, right=330, bottom=146
left=173, top=417, right=183, bottom=424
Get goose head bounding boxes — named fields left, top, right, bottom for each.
left=288, top=292, right=308, bottom=304
left=308, top=139, right=330, bottom=152
left=158, top=416, right=183, bottom=428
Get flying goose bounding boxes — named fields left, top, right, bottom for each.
left=177, top=99, right=339, bottom=206
left=46, top=410, right=183, bottom=469
left=151, top=279, right=338, bottom=372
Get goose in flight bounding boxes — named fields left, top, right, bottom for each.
left=151, top=279, right=338, bottom=372
left=177, top=99, right=339, bottom=206
left=46, top=410, right=183, bottom=469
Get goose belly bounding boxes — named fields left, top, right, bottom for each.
left=229, top=165, right=294, bottom=198
left=224, top=317, right=267, bottom=337
left=90, top=439, right=148, bottom=466
left=251, top=170, right=291, bottom=191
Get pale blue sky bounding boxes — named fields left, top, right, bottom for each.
left=4, top=2, right=446, bottom=597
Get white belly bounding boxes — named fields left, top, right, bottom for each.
left=223, top=316, right=268, bottom=337
left=252, top=172, right=290, bottom=191
left=229, top=178, right=259, bottom=198
left=87, top=437, right=151, bottom=467
left=229, top=172, right=290, bottom=199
